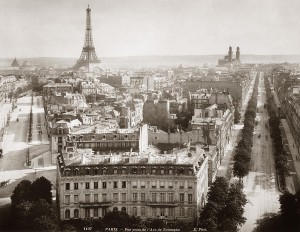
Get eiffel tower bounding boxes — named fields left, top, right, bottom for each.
left=74, top=5, right=100, bottom=72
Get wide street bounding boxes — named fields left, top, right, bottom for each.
left=239, top=73, right=280, bottom=231
left=0, top=95, right=55, bottom=204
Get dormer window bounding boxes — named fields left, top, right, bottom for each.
left=102, top=167, right=107, bottom=174
left=114, top=135, right=117, bottom=139
left=125, top=134, right=128, bottom=139
left=72, top=135, right=76, bottom=140
left=102, top=135, right=106, bottom=140
left=92, top=135, right=95, bottom=141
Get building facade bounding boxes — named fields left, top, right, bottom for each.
left=57, top=148, right=208, bottom=222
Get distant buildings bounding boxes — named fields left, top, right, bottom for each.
left=57, top=146, right=208, bottom=222
left=218, top=46, right=241, bottom=68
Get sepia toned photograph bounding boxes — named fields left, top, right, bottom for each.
left=0, top=0, right=300, bottom=231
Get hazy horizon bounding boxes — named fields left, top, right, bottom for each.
left=1, top=0, right=300, bottom=58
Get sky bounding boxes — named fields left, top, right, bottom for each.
left=1, top=0, right=300, bottom=58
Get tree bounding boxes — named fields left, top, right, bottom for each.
left=102, top=210, right=134, bottom=229
left=207, top=177, right=229, bottom=206
left=198, top=202, right=219, bottom=232
left=15, top=201, right=33, bottom=230
left=11, top=180, right=32, bottom=208
left=31, top=176, right=53, bottom=204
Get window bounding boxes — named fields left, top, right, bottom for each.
left=132, top=181, right=137, bottom=188
left=121, top=207, right=126, bottom=213
left=122, top=168, right=127, bottom=174
left=152, top=193, right=157, bottom=202
left=102, top=182, right=107, bottom=189
left=65, top=183, right=70, bottom=190
left=141, top=181, right=146, bottom=188
left=169, top=208, right=174, bottom=217
left=113, top=193, right=118, bottom=202
left=121, top=193, right=126, bottom=202
left=152, top=181, right=156, bottom=188
left=103, top=168, right=107, bottom=174
left=169, top=182, right=173, bottom=188
left=132, top=207, right=137, bottom=216
left=188, top=194, right=193, bottom=203
left=85, top=182, right=90, bottom=189
left=85, top=194, right=90, bottom=203
left=65, top=209, right=70, bottom=219
left=113, top=181, right=118, bottom=188
left=102, top=193, right=107, bottom=202
left=179, top=207, right=184, bottom=217
left=160, top=193, right=166, bottom=202
left=114, top=168, right=118, bottom=174
left=141, top=207, right=145, bottom=216
left=132, top=168, right=137, bottom=174
left=122, top=181, right=126, bottom=188
left=168, top=193, right=174, bottom=202
left=152, top=208, right=156, bottom=217
left=94, top=182, right=98, bottom=189
left=74, top=209, right=79, bottom=218
left=160, top=169, right=165, bottom=174
left=94, top=208, right=98, bottom=218
left=188, top=182, right=193, bottom=189
left=160, top=181, right=165, bottom=188
left=160, top=208, right=165, bottom=216
left=169, top=169, right=173, bottom=175
left=102, top=208, right=107, bottom=216
left=85, top=208, right=90, bottom=218
left=152, top=168, right=157, bottom=174
left=179, top=181, right=184, bottom=189
left=187, top=208, right=193, bottom=217
left=94, top=194, right=98, bottom=203
left=74, top=182, right=78, bottom=190
left=179, top=193, right=184, bottom=202
left=132, top=193, right=138, bottom=202
left=74, top=195, right=79, bottom=204
left=65, top=195, right=70, bottom=205
left=141, top=193, right=146, bottom=202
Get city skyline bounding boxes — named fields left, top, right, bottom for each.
left=1, top=0, right=300, bottom=58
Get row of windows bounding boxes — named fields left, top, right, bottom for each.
left=65, top=181, right=194, bottom=190
left=64, top=193, right=193, bottom=204
left=64, top=207, right=194, bottom=219
left=64, top=166, right=194, bottom=176
left=66, top=134, right=137, bottom=141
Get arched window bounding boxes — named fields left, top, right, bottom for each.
left=179, top=168, right=184, bottom=175
left=160, top=168, right=165, bottom=175
left=131, top=167, right=137, bottom=174
left=103, top=168, right=107, bottom=174
left=65, top=209, right=70, bottom=219
left=121, top=167, right=127, bottom=174
left=168, top=168, right=173, bottom=175
left=152, top=167, right=157, bottom=174
left=121, top=207, right=126, bottom=213
left=113, top=207, right=118, bottom=212
left=114, top=168, right=118, bottom=174
left=74, top=209, right=79, bottom=218
left=74, top=168, right=79, bottom=176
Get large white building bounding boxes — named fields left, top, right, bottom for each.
left=57, top=147, right=208, bottom=223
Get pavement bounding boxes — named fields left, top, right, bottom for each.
left=280, top=119, right=300, bottom=194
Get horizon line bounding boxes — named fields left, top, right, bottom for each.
left=2, top=54, right=300, bottom=59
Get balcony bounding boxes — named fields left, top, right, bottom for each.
left=79, top=201, right=113, bottom=208
left=146, top=201, right=178, bottom=207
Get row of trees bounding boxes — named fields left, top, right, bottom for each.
left=233, top=75, right=259, bottom=181
left=198, top=177, right=247, bottom=232
left=264, top=75, right=290, bottom=189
